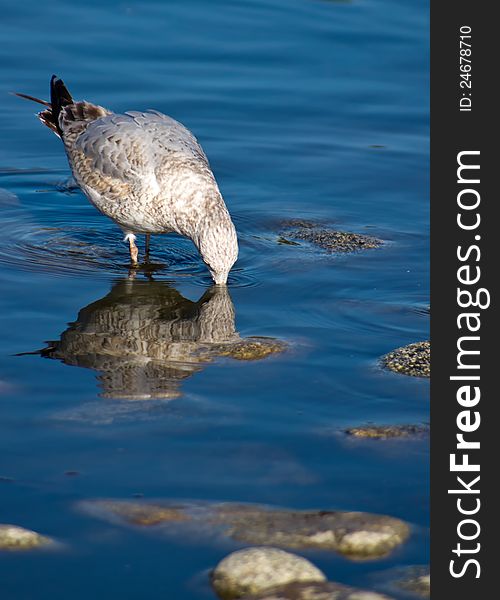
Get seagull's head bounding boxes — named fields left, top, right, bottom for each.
left=195, top=208, right=239, bottom=285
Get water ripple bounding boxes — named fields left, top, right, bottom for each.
left=0, top=179, right=260, bottom=287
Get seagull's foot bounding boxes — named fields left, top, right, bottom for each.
left=124, top=232, right=139, bottom=266
left=127, top=267, right=138, bottom=280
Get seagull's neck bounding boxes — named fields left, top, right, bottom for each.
left=193, top=201, right=239, bottom=284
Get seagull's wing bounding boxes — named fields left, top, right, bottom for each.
left=124, top=111, right=210, bottom=165
left=72, top=111, right=209, bottom=195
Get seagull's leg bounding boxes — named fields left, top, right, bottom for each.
left=129, top=238, right=139, bottom=264
left=145, top=234, right=151, bottom=257
left=124, top=233, right=139, bottom=265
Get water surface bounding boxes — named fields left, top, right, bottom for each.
left=0, top=1, right=429, bottom=598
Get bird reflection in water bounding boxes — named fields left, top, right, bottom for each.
left=41, top=279, right=285, bottom=400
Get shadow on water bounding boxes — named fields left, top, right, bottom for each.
left=33, top=278, right=285, bottom=400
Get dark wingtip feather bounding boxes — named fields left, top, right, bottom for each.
left=50, top=75, right=73, bottom=135
left=50, top=76, right=73, bottom=105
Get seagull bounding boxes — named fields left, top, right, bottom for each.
left=15, top=76, right=238, bottom=284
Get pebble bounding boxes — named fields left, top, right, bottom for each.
left=211, top=547, right=326, bottom=599
left=0, top=524, right=53, bottom=551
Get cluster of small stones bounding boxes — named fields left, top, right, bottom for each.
left=381, top=341, right=430, bottom=378
left=79, top=500, right=409, bottom=561
left=211, top=547, right=394, bottom=600
left=0, top=524, right=53, bottom=551
left=344, top=424, right=429, bottom=440
left=279, top=220, right=382, bottom=253
left=217, top=338, right=288, bottom=361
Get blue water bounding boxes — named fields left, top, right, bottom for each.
left=0, top=1, right=429, bottom=598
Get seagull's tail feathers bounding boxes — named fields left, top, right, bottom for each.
left=12, top=75, right=73, bottom=137
left=13, top=75, right=109, bottom=139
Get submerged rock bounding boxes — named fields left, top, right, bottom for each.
left=393, top=567, right=430, bottom=597
left=211, top=505, right=409, bottom=560
left=241, top=581, right=393, bottom=600
left=280, top=220, right=382, bottom=253
left=84, top=500, right=190, bottom=526
left=398, top=574, right=430, bottom=597
left=281, top=219, right=317, bottom=230
left=372, top=566, right=429, bottom=598
left=345, top=424, right=429, bottom=440
left=79, top=500, right=409, bottom=560
left=0, top=524, right=53, bottom=551
left=211, top=547, right=326, bottom=599
left=79, top=500, right=190, bottom=526
left=217, top=338, right=287, bottom=361
left=381, top=341, right=430, bottom=377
